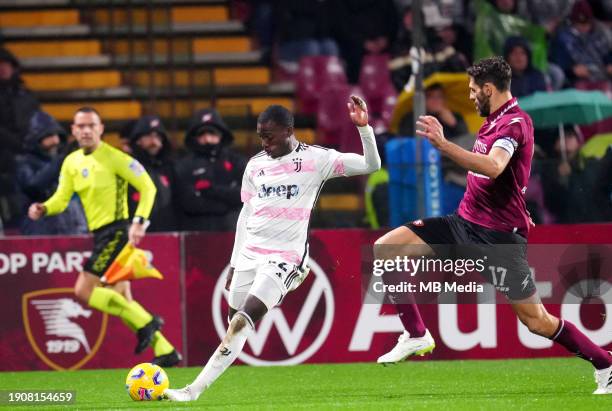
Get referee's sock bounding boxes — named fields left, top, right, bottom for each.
left=88, top=287, right=152, bottom=330
left=152, top=332, right=174, bottom=356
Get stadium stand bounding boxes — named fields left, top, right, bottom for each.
left=0, top=0, right=365, bottom=231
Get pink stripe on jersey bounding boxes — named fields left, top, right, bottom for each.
left=254, top=206, right=311, bottom=220
left=245, top=245, right=302, bottom=265
left=250, top=159, right=316, bottom=177
left=332, top=157, right=345, bottom=176
left=241, top=189, right=255, bottom=202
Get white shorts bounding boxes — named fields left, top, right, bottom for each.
left=228, top=258, right=310, bottom=311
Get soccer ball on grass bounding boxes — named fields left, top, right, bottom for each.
left=125, top=362, right=169, bottom=401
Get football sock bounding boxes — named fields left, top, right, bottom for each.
left=152, top=331, right=174, bottom=356
left=88, top=287, right=152, bottom=330
left=188, top=312, right=253, bottom=398
left=124, top=300, right=154, bottom=330
left=118, top=302, right=174, bottom=355
left=396, top=303, right=427, bottom=338
left=551, top=319, right=612, bottom=370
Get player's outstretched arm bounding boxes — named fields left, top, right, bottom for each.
left=335, top=96, right=381, bottom=177
left=416, top=115, right=511, bottom=179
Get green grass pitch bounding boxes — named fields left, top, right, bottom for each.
left=1, top=358, right=611, bottom=410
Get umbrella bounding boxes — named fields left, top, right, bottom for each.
left=390, top=72, right=483, bottom=135
left=520, top=89, right=612, bottom=161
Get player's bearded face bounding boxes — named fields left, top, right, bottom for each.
left=469, top=79, right=491, bottom=117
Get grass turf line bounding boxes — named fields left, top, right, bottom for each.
left=1, top=358, right=611, bottom=410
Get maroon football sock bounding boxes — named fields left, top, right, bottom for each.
left=552, top=319, right=612, bottom=370
left=396, top=304, right=426, bottom=338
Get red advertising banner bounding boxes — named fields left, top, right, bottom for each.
left=0, top=234, right=183, bottom=371
left=185, top=225, right=612, bottom=366
left=2, top=224, right=611, bottom=371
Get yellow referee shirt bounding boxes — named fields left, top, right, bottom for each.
left=44, top=142, right=156, bottom=231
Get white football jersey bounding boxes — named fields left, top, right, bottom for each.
left=234, top=141, right=345, bottom=270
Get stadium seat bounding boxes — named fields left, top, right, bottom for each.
left=317, top=84, right=363, bottom=148
left=296, top=56, right=348, bottom=115
left=319, top=55, right=348, bottom=87
left=296, top=56, right=320, bottom=114
left=358, top=54, right=393, bottom=114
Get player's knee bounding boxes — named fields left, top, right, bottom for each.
left=74, top=283, right=91, bottom=303
left=374, top=236, right=394, bottom=260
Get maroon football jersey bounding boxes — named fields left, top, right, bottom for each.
left=458, top=97, right=534, bottom=237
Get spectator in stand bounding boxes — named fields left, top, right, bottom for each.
left=16, top=111, right=87, bottom=235
left=174, top=109, right=246, bottom=231
left=119, top=119, right=136, bottom=155
left=551, top=0, right=612, bottom=88
left=390, top=7, right=470, bottom=91
left=503, top=36, right=548, bottom=97
left=246, top=0, right=276, bottom=62
left=334, top=0, right=398, bottom=83
left=490, top=0, right=518, bottom=14
left=398, top=83, right=468, bottom=138
left=0, top=48, right=40, bottom=230
left=128, top=115, right=178, bottom=232
left=516, top=0, right=574, bottom=34
left=538, top=128, right=599, bottom=223
left=276, top=1, right=339, bottom=74
left=389, top=6, right=414, bottom=90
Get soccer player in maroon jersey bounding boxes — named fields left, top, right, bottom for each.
left=375, top=57, right=612, bottom=394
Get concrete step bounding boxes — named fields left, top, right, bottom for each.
left=23, top=70, right=122, bottom=91
left=1, top=21, right=245, bottom=40
left=43, top=100, right=142, bottom=121
left=34, top=82, right=295, bottom=101
left=5, top=39, right=102, bottom=58
left=0, top=8, right=78, bottom=26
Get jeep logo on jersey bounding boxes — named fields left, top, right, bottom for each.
left=212, top=260, right=334, bottom=366
left=22, top=288, right=108, bottom=370
left=258, top=184, right=299, bottom=199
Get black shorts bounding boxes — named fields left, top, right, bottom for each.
left=84, top=220, right=129, bottom=277
left=405, top=213, right=536, bottom=301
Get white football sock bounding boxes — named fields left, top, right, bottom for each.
left=188, top=311, right=253, bottom=398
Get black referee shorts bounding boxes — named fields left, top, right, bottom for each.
left=84, top=220, right=129, bottom=277
left=405, top=213, right=536, bottom=301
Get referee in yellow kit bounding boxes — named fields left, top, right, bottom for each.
left=28, top=107, right=180, bottom=367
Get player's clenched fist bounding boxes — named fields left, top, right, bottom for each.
left=28, top=203, right=46, bottom=220
left=348, top=95, right=369, bottom=127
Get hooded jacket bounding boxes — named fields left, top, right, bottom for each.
left=128, top=115, right=177, bottom=232
left=16, top=111, right=87, bottom=235
left=174, top=109, right=246, bottom=231
left=0, top=47, right=40, bottom=202
left=503, top=36, right=547, bottom=97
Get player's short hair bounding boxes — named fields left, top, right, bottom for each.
left=467, top=57, right=512, bottom=92
left=74, top=106, right=101, bottom=120
left=258, top=105, right=294, bottom=128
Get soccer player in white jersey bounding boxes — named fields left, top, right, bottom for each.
left=165, top=97, right=381, bottom=401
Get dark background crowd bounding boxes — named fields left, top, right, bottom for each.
left=0, top=0, right=611, bottom=236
